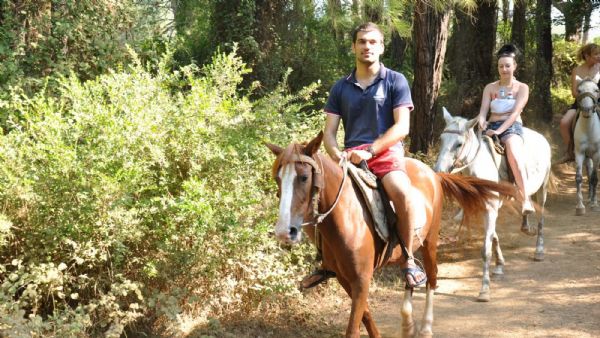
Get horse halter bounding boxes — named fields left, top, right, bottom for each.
left=576, top=91, right=600, bottom=118
left=441, top=127, right=481, bottom=174
left=287, top=153, right=348, bottom=227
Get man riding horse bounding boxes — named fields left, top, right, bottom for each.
left=302, top=22, right=426, bottom=289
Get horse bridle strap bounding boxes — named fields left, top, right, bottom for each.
left=300, top=156, right=348, bottom=227
left=442, top=128, right=482, bottom=174
left=576, top=92, right=600, bottom=118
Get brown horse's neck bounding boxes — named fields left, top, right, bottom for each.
left=315, top=153, right=347, bottom=212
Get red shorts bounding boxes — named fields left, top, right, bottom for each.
left=348, top=144, right=406, bottom=179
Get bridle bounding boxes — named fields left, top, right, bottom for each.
left=576, top=91, right=600, bottom=119
left=441, top=126, right=482, bottom=174
left=284, top=152, right=348, bottom=227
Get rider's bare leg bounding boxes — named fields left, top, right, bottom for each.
left=383, top=170, right=427, bottom=287
left=505, top=135, right=533, bottom=215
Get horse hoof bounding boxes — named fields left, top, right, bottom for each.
left=591, top=206, right=600, bottom=212
left=576, top=207, right=585, bottom=216
left=402, top=320, right=416, bottom=338
left=534, top=252, right=544, bottom=261
left=477, top=292, right=490, bottom=302
left=492, top=266, right=504, bottom=276
left=418, top=330, right=433, bottom=338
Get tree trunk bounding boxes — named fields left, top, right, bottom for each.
left=501, top=0, right=510, bottom=24
left=534, top=0, right=553, bottom=123
left=511, top=0, right=527, bottom=52
left=409, top=1, right=450, bottom=154
left=388, top=30, right=408, bottom=71
left=512, top=0, right=529, bottom=83
left=446, top=0, right=497, bottom=117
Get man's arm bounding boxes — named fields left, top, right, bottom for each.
left=324, top=113, right=343, bottom=162
left=370, top=106, right=410, bottom=155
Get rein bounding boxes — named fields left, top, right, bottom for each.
left=442, top=128, right=482, bottom=174
left=297, top=154, right=349, bottom=227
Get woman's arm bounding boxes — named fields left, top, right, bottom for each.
left=571, top=67, right=579, bottom=98
left=478, top=83, right=493, bottom=129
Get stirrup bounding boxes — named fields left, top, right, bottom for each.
left=300, top=269, right=336, bottom=290
left=402, top=256, right=427, bottom=288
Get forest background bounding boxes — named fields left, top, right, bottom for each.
left=0, top=0, right=599, bottom=337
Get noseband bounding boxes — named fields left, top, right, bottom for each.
left=288, top=153, right=348, bottom=227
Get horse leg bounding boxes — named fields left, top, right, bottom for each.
left=491, top=232, right=505, bottom=275
left=337, top=276, right=380, bottom=338
left=478, top=207, right=499, bottom=302
left=534, top=188, right=547, bottom=261
left=418, top=242, right=438, bottom=337
left=589, top=160, right=599, bottom=210
left=401, top=288, right=416, bottom=338
left=575, top=157, right=586, bottom=215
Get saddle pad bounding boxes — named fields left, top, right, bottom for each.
left=482, top=135, right=504, bottom=169
left=482, top=135, right=513, bottom=183
left=347, top=163, right=390, bottom=242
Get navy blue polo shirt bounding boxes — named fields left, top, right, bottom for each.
left=324, top=64, right=413, bottom=149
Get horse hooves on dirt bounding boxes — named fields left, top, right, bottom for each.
left=477, top=292, right=490, bottom=302
left=534, top=253, right=544, bottom=261
left=575, top=207, right=586, bottom=216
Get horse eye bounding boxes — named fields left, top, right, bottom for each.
left=298, top=175, right=309, bottom=183
left=454, top=142, right=463, bottom=149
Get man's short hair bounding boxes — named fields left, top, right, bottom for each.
left=352, top=22, right=384, bottom=43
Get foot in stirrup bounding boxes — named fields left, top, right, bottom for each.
left=300, top=269, right=336, bottom=290
left=402, top=257, right=427, bottom=288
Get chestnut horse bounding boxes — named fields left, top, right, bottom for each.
left=266, top=132, right=515, bottom=338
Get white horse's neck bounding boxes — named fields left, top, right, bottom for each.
left=463, top=130, right=503, bottom=182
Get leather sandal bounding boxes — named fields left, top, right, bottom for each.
left=300, top=269, right=336, bottom=290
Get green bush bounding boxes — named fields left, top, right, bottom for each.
left=0, top=49, right=323, bottom=336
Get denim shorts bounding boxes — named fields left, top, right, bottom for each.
left=486, top=121, right=524, bottom=142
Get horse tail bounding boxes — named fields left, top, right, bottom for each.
left=436, top=173, right=517, bottom=223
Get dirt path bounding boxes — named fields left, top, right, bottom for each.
left=333, top=163, right=600, bottom=338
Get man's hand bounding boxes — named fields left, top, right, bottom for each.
left=347, top=149, right=372, bottom=165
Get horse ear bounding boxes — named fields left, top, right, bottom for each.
left=466, top=117, right=479, bottom=130
left=442, top=107, right=453, bottom=125
left=305, top=131, right=323, bottom=156
left=265, top=142, right=283, bottom=156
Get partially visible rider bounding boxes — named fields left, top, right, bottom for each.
left=557, top=43, right=600, bottom=164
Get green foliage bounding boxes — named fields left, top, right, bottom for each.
left=0, top=49, right=322, bottom=336
left=0, top=0, right=167, bottom=93
left=552, top=38, right=580, bottom=87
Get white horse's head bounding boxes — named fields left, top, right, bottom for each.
left=576, top=77, right=600, bottom=118
left=434, top=107, right=479, bottom=173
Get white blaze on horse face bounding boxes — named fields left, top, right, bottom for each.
left=275, top=163, right=303, bottom=242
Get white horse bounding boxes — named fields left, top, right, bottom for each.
left=434, top=107, right=551, bottom=302
left=573, top=78, right=600, bottom=215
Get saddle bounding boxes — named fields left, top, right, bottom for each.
left=347, top=162, right=395, bottom=242
left=482, top=135, right=514, bottom=183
